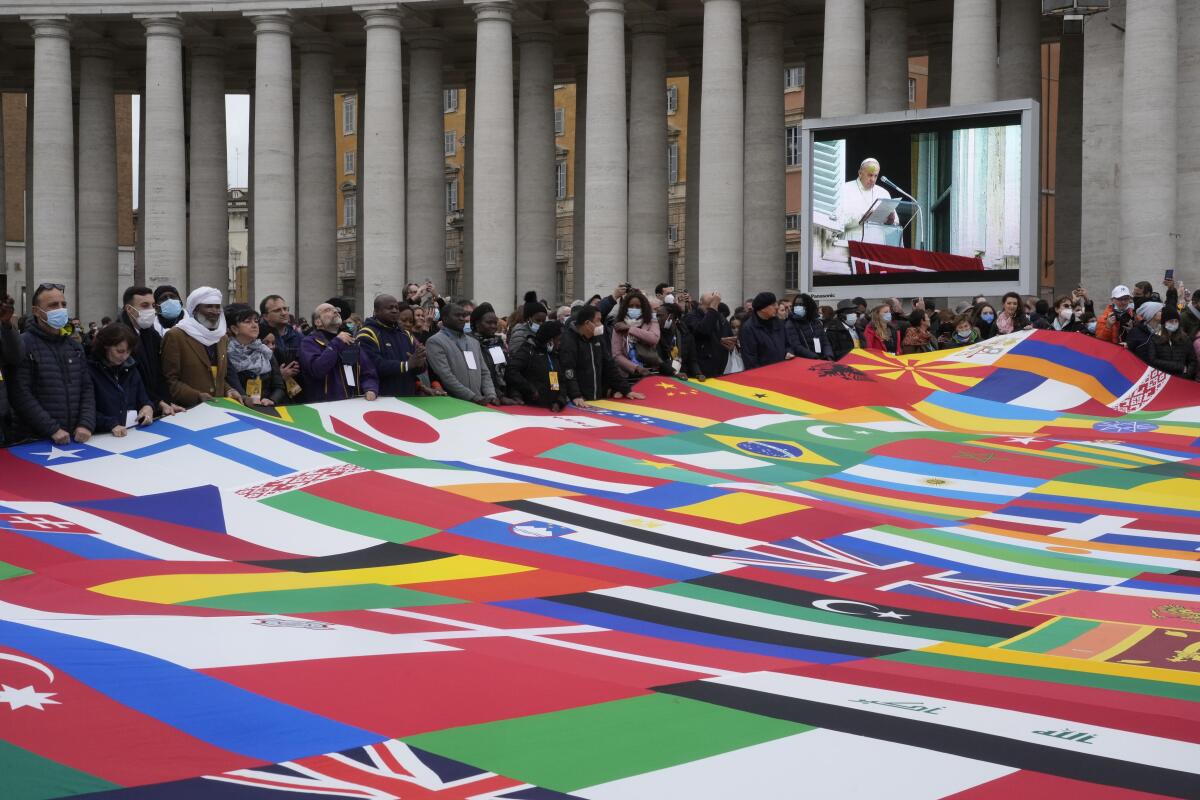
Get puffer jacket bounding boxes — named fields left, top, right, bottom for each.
left=10, top=322, right=96, bottom=441
left=88, top=355, right=153, bottom=433
left=786, top=315, right=834, bottom=360
left=1150, top=333, right=1196, bottom=378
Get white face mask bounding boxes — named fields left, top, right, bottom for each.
left=663, top=294, right=676, bottom=305
left=1165, top=321, right=1180, bottom=333
left=593, top=323, right=605, bottom=335
left=1058, top=307, right=1073, bottom=321
left=663, top=319, right=674, bottom=330
left=134, top=307, right=157, bottom=330
left=844, top=313, right=858, bottom=326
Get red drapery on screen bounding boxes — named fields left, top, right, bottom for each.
left=848, top=241, right=985, bottom=274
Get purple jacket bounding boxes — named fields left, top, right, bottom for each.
left=299, top=329, right=380, bottom=403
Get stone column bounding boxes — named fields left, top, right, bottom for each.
left=1080, top=0, right=1123, bottom=290
left=1177, top=0, right=1200, bottom=272
left=998, top=0, right=1041, bottom=100
left=360, top=8, right=405, bottom=303
left=472, top=1, right=517, bottom=309
left=627, top=14, right=668, bottom=291
left=76, top=43, right=117, bottom=322
left=743, top=6, right=785, bottom=295
left=583, top=0, right=628, bottom=296
left=1119, top=0, right=1176, bottom=284
left=683, top=56, right=701, bottom=293
left=1054, top=33, right=1083, bottom=295
left=406, top=33, right=447, bottom=293
left=188, top=41, right=228, bottom=295
left=249, top=13, right=296, bottom=305
left=516, top=25, right=557, bottom=300
left=821, top=0, right=866, bottom=117
left=867, top=0, right=909, bottom=113
left=950, top=0, right=997, bottom=105
left=698, top=0, right=743, bottom=302
left=571, top=69, right=587, bottom=296
left=141, top=16, right=187, bottom=290
left=297, top=39, right=337, bottom=316
left=926, top=33, right=952, bottom=107
left=804, top=51, right=823, bottom=118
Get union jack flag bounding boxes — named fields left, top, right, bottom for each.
left=202, top=740, right=580, bottom=799
left=716, top=535, right=1072, bottom=609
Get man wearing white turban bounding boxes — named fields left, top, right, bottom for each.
left=161, top=287, right=244, bottom=407
left=839, top=157, right=896, bottom=241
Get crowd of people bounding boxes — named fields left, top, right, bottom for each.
left=1, top=275, right=1196, bottom=447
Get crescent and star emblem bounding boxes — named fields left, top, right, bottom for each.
left=812, top=599, right=910, bottom=620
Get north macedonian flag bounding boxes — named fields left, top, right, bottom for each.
left=1, top=329, right=1198, bottom=799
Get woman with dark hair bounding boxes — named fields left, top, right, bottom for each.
left=88, top=323, right=154, bottom=437
left=611, top=290, right=661, bottom=379
left=995, top=292, right=1030, bottom=334
left=656, top=302, right=703, bottom=379
left=864, top=304, right=901, bottom=354
left=971, top=302, right=998, bottom=340
left=901, top=309, right=936, bottom=353
left=1036, top=296, right=1086, bottom=333
left=226, top=304, right=286, bottom=407
left=1150, top=306, right=1196, bottom=378
left=785, top=293, right=833, bottom=360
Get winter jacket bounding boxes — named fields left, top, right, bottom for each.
left=1125, top=321, right=1156, bottom=365
left=265, top=322, right=304, bottom=367
left=356, top=317, right=423, bottom=397
left=559, top=323, right=630, bottom=401
left=161, top=327, right=238, bottom=408
left=1095, top=304, right=1135, bottom=346
left=864, top=323, right=902, bottom=354
left=424, top=328, right=495, bottom=402
left=611, top=318, right=661, bottom=377
left=300, top=329, right=380, bottom=403
left=739, top=313, right=799, bottom=369
left=1181, top=302, right=1200, bottom=341
left=507, top=321, right=537, bottom=356
left=1, top=321, right=24, bottom=443
left=473, top=333, right=511, bottom=396
left=232, top=357, right=287, bottom=407
left=9, top=324, right=96, bottom=441
left=657, top=318, right=704, bottom=378
left=507, top=338, right=569, bottom=409
left=785, top=316, right=834, bottom=360
left=118, top=309, right=168, bottom=406
left=825, top=318, right=861, bottom=361
left=938, top=327, right=981, bottom=349
left=686, top=308, right=731, bottom=378
left=88, top=356, right=153, bottom=433
left=1150, top=333, right=1196, bottom=378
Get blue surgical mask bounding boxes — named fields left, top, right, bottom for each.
left=45, top=308, right=70, bottom=330
left=881, top=312, right=893, bottom=323
left=626, top=307, right=642, bottom=321
left=793, top=306, right=806, bottom=319
left=1087, top=321, right=1097, bottom=333
left=530, top=322, right=541, bottom=333
left=463, top=322, right=472, bottom=335
left=159, top=298, right=182, bottom=320
left=955, top=329, right=971, bottom=341
left=981, top=313, right=995, bottom=324
left=432, top=307, right=441, bottom=322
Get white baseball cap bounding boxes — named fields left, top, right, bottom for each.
left=1111, top=284, right=1132, bottom=299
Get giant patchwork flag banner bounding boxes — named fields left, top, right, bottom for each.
left=1, top=329, right=1199, bottom=799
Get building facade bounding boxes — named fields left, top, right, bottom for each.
left=0, top=0, right=1176, bottom=317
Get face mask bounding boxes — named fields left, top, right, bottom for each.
left=1087, top=321, right=1097, bottom=334
left=1165, top=321, right=1180, bottom=333
left=1058, top=308, right=1073, bottom=322
left=793, top=306, right=806, bottom=319
left=1115, top=302, right=1130, bottom=314
left=981, top=313, right=995, bottom=324
left=463, top=322, right=472, bottom=335
left=626, top=308, right=642, bottom=321
left=881, top=312, right=893, bottom=323
left=530, top=322, right=541, bottom=333
left=844, top=313, right=858, bottom=326
left=663, top=294, right=676, bottom=305
left=134, top=307, right=157, bottom=330
left=345, top=322, right=357, bottom=333
left=159, top=298, right=182, bottom=320
left=44, top=308, right=70, bottom=330
left=664, top=319, right=674, bottom=330
left=432, top=307, right=441, bottom=321
left=955, top=329, right=971, bottom=341
left=545, top=342, right=554, bottom=352
left=593, top=323, right=605, bottom=335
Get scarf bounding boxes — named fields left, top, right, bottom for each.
left=228, top=337, right=274, bottom=375
left=903, top=326, right=933, bottom=349
left=175, top=287, right=227, bottom=347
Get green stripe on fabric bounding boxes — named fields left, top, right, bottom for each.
left=797, top=485, right=968, bottom=519
left=179, top=583, right=462, bottom=613
left=0, top=740, right=119, bottom=800
left=876, top=525, right=1153, bottom=578
left=262, top=492, right=438, bottom=544
left=407, top=693, right=812, bottom=792
left=541, top=444, right=726, bottom=486
left=0, top=560, right=32, bottom=581
left=999, top=618, right=1100, bottom=653
left=396, top=396, right=488, bottom=421
left=884, top=650, right=1200, bottom=702
left=656, top=582, right=1002, bottom=647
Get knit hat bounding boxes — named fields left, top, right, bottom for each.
left=534, top=319, right=563, bottom=345
left=1161, top=305, right=1181, bottom=323
left=1136, top=301, right=1164, bottom=321
left=523, top=301, right=546, bottom=320
left=751, top=291, right=777, bottom=312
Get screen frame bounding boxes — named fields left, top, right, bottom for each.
left=800, top=98, right=1040, bottom=301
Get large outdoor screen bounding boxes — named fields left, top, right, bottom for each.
left=801, top=100, right=1039, bottom=300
